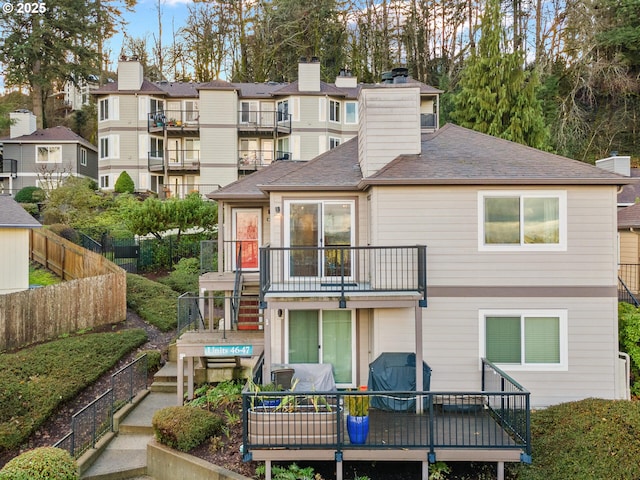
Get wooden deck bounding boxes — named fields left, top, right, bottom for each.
left=247, top=407, right=524, bottom=480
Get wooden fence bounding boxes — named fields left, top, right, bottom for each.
left=0, top=229, right=127, bottom=352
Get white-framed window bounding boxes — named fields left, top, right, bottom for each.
left=240, top=101, right=259, bottom=123
left=277, top=100, right=289, bottom=123
left=150, top=98, right=164, bottom=115
left=329, top=99, right=340, bottom=122
left=329, top=137, right=341, bottom=149
left=100, top=175, right=110, bottom=189
left=480, top=309, right=568, bottom=371
left=99, top=135, right=119, bottom=160
left=345, top=101, right=357, bottom=124
left=99, top=97, right=119, bottom=121
left=80, top=147, right=87, bottom=166
left=277, top=137, right=290, bottom=160
left=184, top=100, right=199, bottom=122
left=150, top=137, right=164, bottom=159
left=36, top=145, right=62, bottom=163
left=478, top=190, right=567, bottom=251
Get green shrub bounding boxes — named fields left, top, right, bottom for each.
left=158, top=257, right=199, bottom=293
left=137, top=349, right=162, bottom=373
left=114, top=171, right=135, bottom=194
left=126, top=273, right=178, bottom=331
left=0, top=330, right=147, bottom=449
left=152, top=406, right=223, bottom=452
left=29, top=263, right=60, bottom=286
left=514, top=398, right=640, bottom=480
left=0, top=447, right=77, bottom=480
left=19, top=202, right=39, bottom=217
left=14, top=186, right=45, bottom=203
left=47, top=224, right=80, bottom=243
left=619, top=302, right=640, bottom=395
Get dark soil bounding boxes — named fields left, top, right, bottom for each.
left=0, top=308, right=512, bottom=479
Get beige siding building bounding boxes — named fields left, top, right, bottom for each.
left=93, top=58, right=440, bottom=196
left=0, top=196, right=41, bottom=293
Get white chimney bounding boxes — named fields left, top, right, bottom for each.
left=118, top=58, right=144, bottom=90
left=335, top=68, right=357, bottom=88
left=9, top=110, right=37, bottom=138
left=595, top=154, right=631, bottom=177
left=298, top=57, right=320, bottom=92
left=358, top=85, right=421, bottom=178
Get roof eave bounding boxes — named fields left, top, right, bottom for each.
left=360, top=178, right=632, bottom=187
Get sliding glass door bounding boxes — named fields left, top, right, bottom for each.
left=286, top=200, right=354, bottom=279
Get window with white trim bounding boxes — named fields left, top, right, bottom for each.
left=480, top=309, right=568, bottom=371
left=329, top=99, right=340, bottom=122
left=277, top=100, right=289, bottom=122
left=345, top=101, right=357, bottom=124
left=150, top=137, right=164, bottom=159
left=99, top=135, right=119, bottom=160
left=36, top=145, right=62, bottom=163
left=99, top=98, right=109, bottom=121
left=329, top=137, right=341, bottom=149
left=80, top=147, right=87, bottom=166
left=100, top=175, right=110, bottom=188
left=150, top=98, right=164, bottom=115
left=479, top=191, right=566, bottom=251
left=100, top=137, right=109, bottom=159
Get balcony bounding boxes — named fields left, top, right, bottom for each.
left=237, top=110, right=291, bottom=136
left=421, top=113, right=437, bottom=130
left=259, top=245, right=427, bottom=308
left=148, top=150, right=200, bottom=172
left=238, top=150, right=292, bottom=171
left=0, top=159, right=17, bottom=177
left=242, top=359, right=531, bottom=470
left=148, top=110, right=199, bottom=134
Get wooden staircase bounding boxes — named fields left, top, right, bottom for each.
left=237, top=284, right=263, bottom=330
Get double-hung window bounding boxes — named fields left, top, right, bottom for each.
left=99, top=97, right=118, bottom=122
left=329, top=100, right=340, bottom=123
left=345, top=101, right=357, bottom=124
left=481, top=310, right=567, bottom=371
left=479, top=191, right=566, bottom=251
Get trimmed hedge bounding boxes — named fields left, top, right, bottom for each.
left=14, top=186, right=45, bottom=204
left=0, top=447, right=77, bottom=480
left=152, top=406, right=223, bottom=452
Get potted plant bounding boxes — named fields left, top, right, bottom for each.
left=246, top=380, right=340, bottom=446
left=346, top=386, right=369, bottom=444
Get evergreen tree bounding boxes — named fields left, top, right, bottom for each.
left=114, top=171, right=135, bottom=194
left=451, top=0, right=548, bottom=150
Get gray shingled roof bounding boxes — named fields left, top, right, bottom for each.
left=617, top=168, right=640, bottom=205
left=2, top=126, right=97, bottom=151
left=364, top=124, right=632, bottom=186
left=618, top=203, right=640, bottom=229
left=210, top=123, right=631, bottom=200
left=0, top=196, right=41, bottom=228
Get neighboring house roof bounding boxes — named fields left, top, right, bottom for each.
left=2, top=126, right=97, bottom=152
left=271, top=80, right=358, bottom=98
left=618, top=168, right=640, bottom=205
left=0, top=196, right=41, bottom=228
left=618, top=203, right=640, bottom=229
left=210, top=123, right=631, bottom=200
left=93, top=79, right=167, bottom=95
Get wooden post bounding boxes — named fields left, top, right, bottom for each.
left=177, top=353, right=184, bottom=406
left=415, top=302, right=424, bottom=414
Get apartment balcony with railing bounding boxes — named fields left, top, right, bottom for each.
left=148, top=110, right=199, bottom=134
left=259, top=245, right=427, bottom=308
left=148, top=150, right=200, bottom=172
left=0, top=159, right=17, bottom=177
left=237, top=110, right=292, bottom=136
left=238, top=150, right=292, bottom=171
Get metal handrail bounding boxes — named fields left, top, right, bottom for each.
left=231, top=244, right=243, bottom=330
left=618, top=275, right=640, bottom=306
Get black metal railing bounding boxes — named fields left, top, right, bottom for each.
left=200, top=239, right=218, bottom=274
left=618, top=264, right=640, bottom=306
left=232, top=244, right=243, bottom=327
left=148, top=110, right=199, bottom=131
left=54, top=354, right=148, bottom=458
left=259, top=245, right=427, bottom=308
left=0, top=158, right=17, bottom=176
left=238, top=150, right=273, bottom=170
left=158, top=183, right=219, bottom=199
left=237, top=110, right=292, bottom=133
left=241, top=386, right=530, bottom=460
left=421, top=113, right=437, bottom=129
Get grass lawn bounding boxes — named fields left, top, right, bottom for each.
left=126, top=273, right=178, bottom=332
left=28, top=263, right=61, bottom=286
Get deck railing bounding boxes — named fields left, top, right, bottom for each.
left=237, top=110, right=292, bottom=133
left=259, top=245, right=427, bottom=308
left=241, top=383, right=530, bottom=461
left=618, top=264, right=640, bottom=306
left=54, top=354, right=148, bottom=458
left=148, top=110, right=199, bottom=131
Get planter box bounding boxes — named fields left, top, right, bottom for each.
left=248, top=405, right=340, bottom=446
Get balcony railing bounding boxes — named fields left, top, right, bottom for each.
left=238, top=150, right=291, bottom=170
left=237, top=110, right=292, bottom=134
left=0, top=158, right=17, bottom=176
left=259, top=245, right=427, bottom=308
left=158, top=183, right=220, bottom=200
left=148, top=150, right=200, bottom=172
left=421, top=113, right=437, bottom=129
left=241, top=359, right=530, bottom=461
left=148, top=109, right=199, bottom=132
